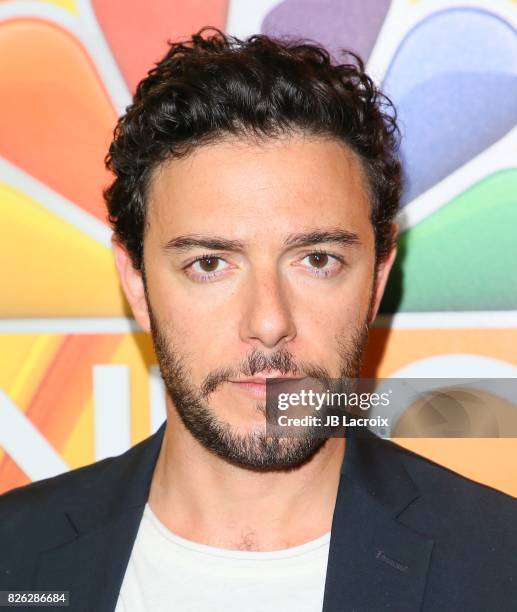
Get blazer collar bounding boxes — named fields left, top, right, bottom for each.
left=65, top=421, right=167, bottom=536
left=35, top=423, right=433, bottom=612
left=322, top=428, right=434, bottom=611
left=341, top=425, right=420, bottom=517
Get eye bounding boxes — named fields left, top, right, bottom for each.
left=300, top=251, right=344, bottom=277
left=185, top=255, right=230, bottom=282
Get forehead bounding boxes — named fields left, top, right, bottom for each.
left=146, top=134, right=372, bottom=242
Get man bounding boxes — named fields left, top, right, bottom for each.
left=0, top=28, right=515, bottom=612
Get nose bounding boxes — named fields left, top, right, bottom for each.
left=239, top=267, right=297, bottom=350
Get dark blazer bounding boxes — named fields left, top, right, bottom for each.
left=1, top=423, right=516, bottom=611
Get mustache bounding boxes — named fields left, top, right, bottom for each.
left=200, top=348, right=332, bottom=399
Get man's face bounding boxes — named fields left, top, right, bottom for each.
left=115, top=134, right=396, bottom=470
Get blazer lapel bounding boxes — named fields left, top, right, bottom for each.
left=322, top=432, right=434, bottom=612
left=33, top=423, right=167, bottom=612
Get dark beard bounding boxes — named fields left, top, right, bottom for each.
left=148, top=306, right=370, bottom=472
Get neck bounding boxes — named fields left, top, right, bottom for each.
left=148, top=403, right=346, bottom=552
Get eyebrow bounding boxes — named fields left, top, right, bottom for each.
left=283, top=229, right=360, bottom=249
left=163, top=228, right=360, bottom=253
left=163, top=235, right=246, bottom=252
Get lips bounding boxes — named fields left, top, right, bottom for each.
left=229, top=376, right=305, bottom=399
left=233, top=376, right=302, bottom=384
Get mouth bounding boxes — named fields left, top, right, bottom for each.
left=228, top=376, right=305, bottom=399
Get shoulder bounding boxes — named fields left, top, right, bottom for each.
left=0, top=421, right=165, bottom=512
left=0, top=454, right=113, bottom=508
left=0, top=428, right=160, bottom=544
left=0, top=454, right=119, bottom=588
left=0, top=454, right=116, bottom=543
left=0, top=427, right=164, bottom=588
left=378, top=441, right=517, bottom=605
left=352, top=431, right=516, bottom=516
left=391, top=439, right=516, bottom=512
left=383, top=439, right=517, bottom=551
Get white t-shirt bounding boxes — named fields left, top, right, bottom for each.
left=115, top=503, right=330, bottom=612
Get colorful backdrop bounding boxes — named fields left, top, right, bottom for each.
left=1, top=0, right=516, bottom=496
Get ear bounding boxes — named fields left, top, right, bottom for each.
left=368, top=224, right=398, bottom=324
left=112, top=236, right=151, bottom=332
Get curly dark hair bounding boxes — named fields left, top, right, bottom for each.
left=104, top=27, right=401, bottom=271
